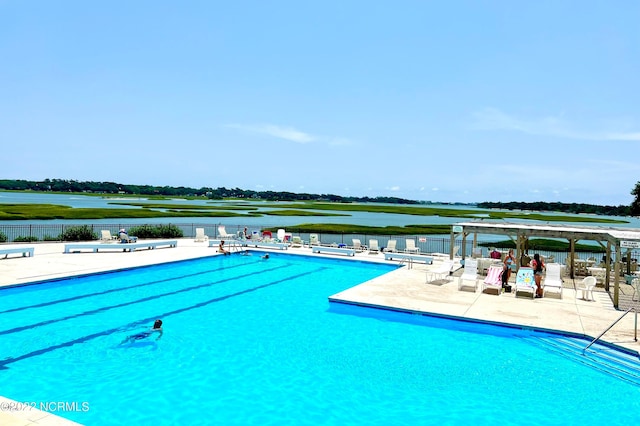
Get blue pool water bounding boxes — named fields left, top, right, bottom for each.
left=1, top=253, right=640, bottom=425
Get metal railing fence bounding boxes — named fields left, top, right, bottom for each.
left=1, top=222, right=635, bottom=267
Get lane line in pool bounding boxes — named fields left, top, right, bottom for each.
left=0, top=261, right=259, bottom=315
left=0, top=263, right=293, bottom=336
left=0, top=266, right=327, bottom=369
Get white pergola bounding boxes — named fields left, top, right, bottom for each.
left=451, top=221, right=640, bottom=308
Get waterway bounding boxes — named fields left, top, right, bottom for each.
left=1, top=192, right=638, bottom=228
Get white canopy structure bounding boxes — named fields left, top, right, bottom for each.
left=452, top=221, right=640, bottom=308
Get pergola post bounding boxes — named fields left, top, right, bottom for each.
left=614, top=242, right=621, bottom=308
left=605, top=242, right=611, bottom=292
left=450, top=230, right=456, bottom=260
left=568, top=239, right=575, bottom=279
left=461, top=231, right=467, bottom=260
left=473, top=232, right=478, bottom=256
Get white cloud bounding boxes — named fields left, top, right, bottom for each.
left=261, top=125, right=315, bottom=143
left=472, top=108, right=640, bottom=141
left=389, top=186, right=400, bottom=191
left=225, top=123, right=353, bottom=145
left=225, top=123, right=315, bottom=144
left=604, top=132, right=640, bottom=141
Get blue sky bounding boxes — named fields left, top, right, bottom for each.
left=1, top=1, right=638, bottom=205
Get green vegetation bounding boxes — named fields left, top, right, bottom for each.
left=109, top=202, right=260, bottom=211
left=479, top=238, right=605, bottom=253
left=128, top=224, right=184, bottom=239
left=13, top=236, right=39, bottom=242
left=267, top=223, right=451, bottom=235
left=632, top=181, right=640, bottom=216
left=60, top=225, right=97, bottom=241
left=0, top=204, right=250, bottom=220
left=478, top=201, right=631, bottom=217
left=258, top=202, right=627, bottom=223
left=0, top=199, right=628, bottom=225
left=0, top=231, right=7, bottom=243
left=1, top=179, right=637, bottom=219
left=261, top=209, right=348, bottom=217
left=0, top=179, right=419, bottom=204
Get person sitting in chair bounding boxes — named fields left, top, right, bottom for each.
left=119, top=228, right=137, bottom=243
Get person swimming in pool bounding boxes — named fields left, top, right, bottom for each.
left=121, top=319, right=163, bottom=344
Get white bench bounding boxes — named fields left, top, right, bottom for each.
left=312, top=246, right=355, bottom=256
left=64, top=240, right=178, bottom=253
left=0, top=247, right=35, bottom=258
left=384, top=252, right=433, bottom=264
left=208, top=239, right=245, bottom=250
left=244, top=241, right=289, bottom=250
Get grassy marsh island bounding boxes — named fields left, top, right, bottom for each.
left=0, top=198, right=627, bottom=236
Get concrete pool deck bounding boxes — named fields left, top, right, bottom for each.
left=1, top=239, right=639, bottom=425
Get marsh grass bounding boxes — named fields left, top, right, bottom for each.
left=479, top=238, right=605, bottom=252
left=262, top=209, right=347, bottom=217
left=258, top=202, right=626, bottom=223
left=109, top=202, right=259, bottom=211
left=267, top=223, right=451, bottom=235
left=0, top=204, right=250, bottom=220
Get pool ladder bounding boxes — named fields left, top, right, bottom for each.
left=584, top=306, right=638, bottom=353
left=397, top=257, right=414, bottom=269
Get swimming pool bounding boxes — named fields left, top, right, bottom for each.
left=1, top=253, right=640, bottom=425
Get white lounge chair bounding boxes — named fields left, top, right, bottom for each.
left=248, top=230, right=261, bottom=241
left=405, top=239, right=420, bottom=254
left=458, top=258, right=479, bottom=291
left=291, top=236, right=303, bottom=248
left=118, top=229, right=137, bottom=243
left=309, top=234, right=320, bottom=246
left=483, top=265, right=503, bottom=295
left=514, top=267, right=536, bottom=299
left=426, top=260, right=454, bottom=284
left=352, top=239, right=366, bottom=252
left=543, top=263, right=563, bottom=298
left=277, top=229, right=287, bottom=243
left=368, top=239, right=380, bottom=254
left=385, top=239, right=397, bottom=253
left=194, top=228, right=209, bottom=242
left=100, top=230, right=118, bottom=243
left=577, top=276, right=597, bottom=301
left=218, top=225, right=235, bottom=239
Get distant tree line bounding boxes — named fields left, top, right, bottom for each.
left=0, top=179, right=419, bottom=205
left=4, top=179, right=639, bottom=214
left=477, top=201, right=631, bottom=217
